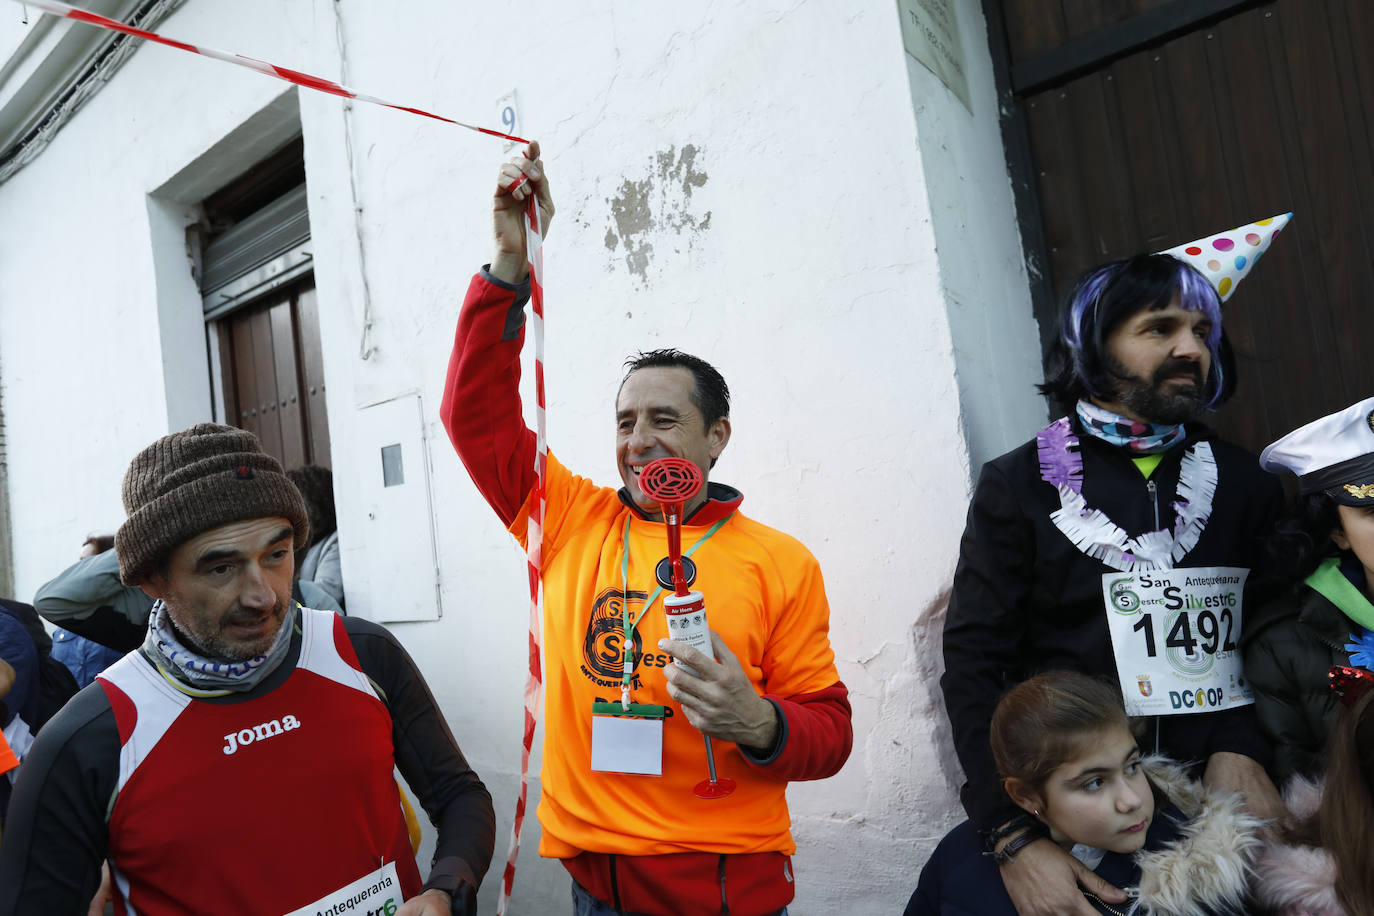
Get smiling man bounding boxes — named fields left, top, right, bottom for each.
left=941, top=252, right=1286, bottom=916
left=0, top=424, right=494, bottom=916
left=440, top=143, right=852, bottom=916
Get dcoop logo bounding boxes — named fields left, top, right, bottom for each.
left=1169, top=687, right=1225, bottom=710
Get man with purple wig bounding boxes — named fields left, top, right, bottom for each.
left=941, top=252, right=1285, bottom=916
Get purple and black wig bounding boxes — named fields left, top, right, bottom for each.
left=1038, top=253, right=1229, bottom=411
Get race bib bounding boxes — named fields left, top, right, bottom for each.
left=281, top=860, right=401, bottom=916
left=1102, top=567, right=1254, bottom=717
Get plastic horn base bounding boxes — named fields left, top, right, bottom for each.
left=694, top=777, right=737, bottom=799
left=638, top=457, right=703, bottom=504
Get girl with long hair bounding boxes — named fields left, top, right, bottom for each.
left=907, top=671, right=1260, bottom=915
left=1244, top=397, right=1374, bottom=782
left=1254, top=677, right=1374, bottom=916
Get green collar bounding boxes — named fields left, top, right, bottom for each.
left=1130, top=454, right=1164, bottom=479
left=1305, top=556, right=1374, bottom=632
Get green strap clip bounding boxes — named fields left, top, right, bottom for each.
left=592, top=702, right=667, bottom=719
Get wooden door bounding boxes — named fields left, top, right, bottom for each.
left=216, top=281, right=331, bottom=469
left=989, top=0, right=1374, bottom=451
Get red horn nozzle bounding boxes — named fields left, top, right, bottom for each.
left=639, top=458, right=703, bottom=503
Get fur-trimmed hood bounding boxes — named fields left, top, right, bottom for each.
left=1252, top=776, right=1345, bottom=916
left=1130, top=757, right=1265, bottom=916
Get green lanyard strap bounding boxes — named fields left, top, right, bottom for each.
left=619, top=512, right=732, bottom=701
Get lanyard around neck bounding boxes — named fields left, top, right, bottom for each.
left=619, top=511, right=731, bottom=696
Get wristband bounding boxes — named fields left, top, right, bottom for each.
left=980, top=813, right=1040, bottom=853
left=987, top=823, right=1048, bottom=866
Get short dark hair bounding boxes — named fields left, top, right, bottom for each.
left=620, top=349, right=731, bottom=429
left=1038, top=253, right=1230, bottom=412
left=286, top=466, right=337, bottom=551
left=83, top=534, right=115, bottom=555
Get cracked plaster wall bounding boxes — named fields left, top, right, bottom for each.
left=0, top=0, right=1042, bottom=912
left=602, top=144, right=712, bottom=285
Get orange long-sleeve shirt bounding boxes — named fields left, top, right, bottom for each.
left=441, top=269, right=852, bottom=915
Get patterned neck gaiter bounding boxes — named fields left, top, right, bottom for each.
left=142, top=598, right=297, bottom=694
left=1077, top=399, right=1187, bottom=455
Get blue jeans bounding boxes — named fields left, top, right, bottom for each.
left=571, top=880, right=789, bottom=916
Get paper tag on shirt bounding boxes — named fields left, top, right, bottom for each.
left=1101, top=566, right=1254, bottom=717
left=590, top=710, right=664, bottom=775
left=281, top=860, right=401, bottom=916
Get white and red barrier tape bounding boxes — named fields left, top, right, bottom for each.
left=498, top=193, right=547, bottom=915
left=16, top=0, right=553, bottom=908
left=15, top=0, right=527, bottom=144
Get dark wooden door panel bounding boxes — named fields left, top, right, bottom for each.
left=216, top=280, right=330, bottom=470
left=269, top=300, right=306, bottom=470
left=230, top=314, right=262, bottom=442
left=1003, top=0, right=1374, bottom=451
left=248, top=304, right=283, bottom=462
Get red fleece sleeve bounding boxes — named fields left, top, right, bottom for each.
left=440, top=271, right=538, bottom=527
left=747, top=681, right=853, bottom=782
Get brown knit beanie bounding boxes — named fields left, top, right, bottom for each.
left=115, top=423, right=309, bottom=585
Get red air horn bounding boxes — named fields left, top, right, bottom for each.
left=639, top=458, right=736, bottom=799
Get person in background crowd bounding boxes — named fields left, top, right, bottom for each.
left=441, top=142, right=851, bottom=916
left=286, top=465, right=344, bottom=610
left=0, top=615, right=38, bottom=826
left=0, top=423, right=494, bottom=915
left=0, top=691, right=16, bottom=762
left=0, top=698, right=17, bottom=844
left=1245, top=396, right=1374, bottom=784
left=1253, top=670, right=1374, bottom=916
left=49, top=535, right=127, bottom=688
left=909, top=671, right=1260, bottom=915
left=942, top=248, right=1286, bottom=916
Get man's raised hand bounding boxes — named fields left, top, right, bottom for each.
left=491, top=140, right=554, bottom=284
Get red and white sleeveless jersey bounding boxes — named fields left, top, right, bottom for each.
left=96, top=608, right=421, bottom=915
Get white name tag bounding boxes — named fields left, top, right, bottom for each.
left=590, top=713, right=664, bottom=776
left=1102, top=566, right=1254, bottom=717
left=281, top=860, right=401, bottom=916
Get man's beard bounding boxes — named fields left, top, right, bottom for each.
left=168, top=595, right=289, bottom=662
left=1107, top=356, right=1206, bottom=425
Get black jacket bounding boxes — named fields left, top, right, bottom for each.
left=942, top=421, right=1283, bottom=831
left=1242, top=578, right=1354, bottom=783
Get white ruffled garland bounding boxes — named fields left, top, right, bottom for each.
left=1040, top=418, right=1218, bottom=572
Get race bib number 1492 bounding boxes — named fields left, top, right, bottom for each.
left=1101, top=566, right=1254, bottom=717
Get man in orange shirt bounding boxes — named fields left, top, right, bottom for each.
left=441, top=143, right=853, bottom=916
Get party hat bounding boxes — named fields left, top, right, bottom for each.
left=1158, top=212, right=1292, bottom=302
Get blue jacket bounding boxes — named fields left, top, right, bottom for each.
left=50, top=628, right=126, bottom=688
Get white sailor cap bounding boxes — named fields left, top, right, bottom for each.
left=1260, top=396, right=1374, bottom=505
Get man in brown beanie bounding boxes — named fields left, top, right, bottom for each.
left=0, top=424, right=495, bottom=916
left=34, top=430, right=341, bottom=655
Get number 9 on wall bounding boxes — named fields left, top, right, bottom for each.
left=497, top=91, right=519, bottom=152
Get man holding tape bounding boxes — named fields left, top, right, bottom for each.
left=0, top=424, right=494, bottom=916
left=941, top=241, right=1289, bottom=916
left=441, top=143, right=852, bottom=916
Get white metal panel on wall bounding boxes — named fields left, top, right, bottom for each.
left=344, top=392, right=440, bottom=623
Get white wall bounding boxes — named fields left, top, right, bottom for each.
left=0, top=1, right=1043, bottom=912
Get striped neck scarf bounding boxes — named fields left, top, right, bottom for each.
left=1077, top=400, right=1187, bottom=455
left=143, top=599, right=296, bottom=694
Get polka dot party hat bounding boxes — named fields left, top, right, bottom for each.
left=1157, top=212, right=1292, bottom=302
